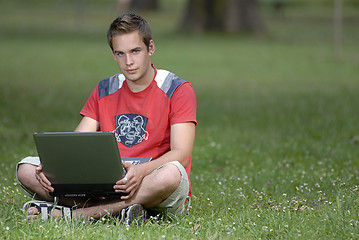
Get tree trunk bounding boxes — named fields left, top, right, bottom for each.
left=226, top=0, right=266, bottom=34
left=180, top=0, right=207, bottom=35
left=180, top=0, right=266, bottom=35
left=333, top=0, right=342, bottom=58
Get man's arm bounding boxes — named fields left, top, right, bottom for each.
left=153, top=121, right=196, bottom=169
left=115, top=122, right=196, bottom=199
left=75, top=116, right=100, bottom=132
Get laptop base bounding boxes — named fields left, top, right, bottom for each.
left=50, top=184, right=128, bottom=198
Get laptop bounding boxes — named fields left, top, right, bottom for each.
left=33, top=131, right=127, bottom=198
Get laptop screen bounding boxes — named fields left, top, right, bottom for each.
left=34, top=132, right=125, bottom=185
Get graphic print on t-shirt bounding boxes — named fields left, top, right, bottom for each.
left=115, top=114, right=149, bottom=148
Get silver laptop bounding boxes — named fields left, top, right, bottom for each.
left=33, top=131, right=127, bottom=198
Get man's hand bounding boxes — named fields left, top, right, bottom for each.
left=114, top=162, right=147, bottom=200
left=35, top=165, right=54, bottom=193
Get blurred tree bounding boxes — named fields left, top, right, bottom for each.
left=129, top=0, right=159, bottom=10
left=75, top=0, right=85, bottom=24
left=180, top=0, right=266, bottom=35
left=333, top=0, right=342, bottom=57
left=272, top=0, right=285, bottom=18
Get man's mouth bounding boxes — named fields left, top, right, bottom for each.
left=126, top=68, right=138, bottom=74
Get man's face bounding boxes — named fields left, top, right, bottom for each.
left=111, top=31, right=155, bottom=85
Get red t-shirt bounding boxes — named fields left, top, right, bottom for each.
left=80, top=67, right=197, bottom=195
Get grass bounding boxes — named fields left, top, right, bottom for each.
left=1, top=1, right=359, bottom=239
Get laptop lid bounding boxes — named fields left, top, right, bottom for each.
left=33, top=131, right=126, bottom=198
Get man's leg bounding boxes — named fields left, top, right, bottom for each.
left=147, top=161, right=190, bottom=215
left=19, top=161, right=182, bottom=220
left=17, top=158, right=106, bottom=219
left=71, top=163, right=182, bottom=219
left=17, top=157, right=113, bottom=207
left=17, top=163, right=53, bottom=201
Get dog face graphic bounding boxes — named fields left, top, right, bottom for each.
left=115, top=114, right=149, bottom=147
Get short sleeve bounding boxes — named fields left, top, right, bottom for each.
left=169, top=82, right=197, bottom=126
left=80, top=85, right=100, bottom=121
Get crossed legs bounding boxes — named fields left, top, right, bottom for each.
left=17, top=162, right=182, bottom=220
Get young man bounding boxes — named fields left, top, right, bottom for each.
left=16, top=13, right=197, bottom=222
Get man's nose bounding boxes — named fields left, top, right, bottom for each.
left=125, top=54, right=134, bottom=65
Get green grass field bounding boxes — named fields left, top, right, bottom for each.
left=1, top=1, right=359, bottom=239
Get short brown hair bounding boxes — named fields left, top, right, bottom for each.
left=107, top=13, right=152, bottom=51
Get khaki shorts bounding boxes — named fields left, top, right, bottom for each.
left=148, top=160, right=190, bottom=215
left=16, top=157, right=190, bottom=216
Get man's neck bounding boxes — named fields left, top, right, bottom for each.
left=126, top=66, right=155, bottom=93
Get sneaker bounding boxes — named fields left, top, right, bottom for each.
left=120, top=204, right=145, bottom=225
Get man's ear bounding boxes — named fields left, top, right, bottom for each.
left=111, top=50, right=117, bottom=61
left=148, top=40, right=155, bottom=56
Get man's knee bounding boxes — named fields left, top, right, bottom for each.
left=17, top=163, right=36, bottom=184
left=16, top=156, right=40, bottom=184
left=156, top=163, right=182, bottom=190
